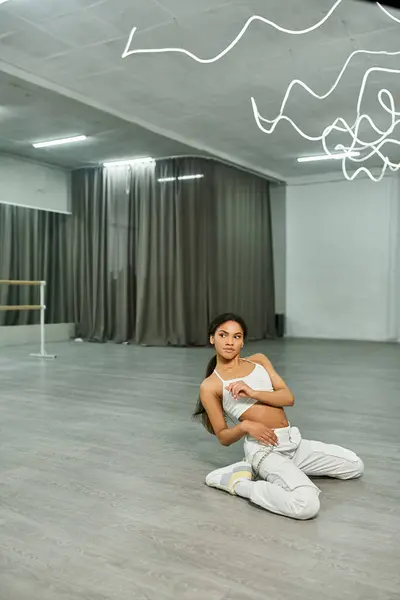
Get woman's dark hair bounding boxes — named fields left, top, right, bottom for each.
left=192, top=313, right=248, bottom=434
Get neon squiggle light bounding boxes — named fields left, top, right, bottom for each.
left=122, top=0, right=400, bottom=181
left=377, top=2, right=400, bottom=24
left=122, top=0, right=343, bottom=63
left=250, top=49, right=400, bottom=134
left=252, top=54, right=400, bottom=182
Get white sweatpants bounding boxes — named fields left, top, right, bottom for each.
left=243, top=426, right=364, bottom=520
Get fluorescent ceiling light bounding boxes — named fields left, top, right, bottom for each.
left=103, top=157, right=155, bottom=167
left=297, top=151, right=360, bottom=163
left=158, top=174, right=204, bottom=182
left=33, top=135, right=87, bottom=149
left=178, top=174, right=204, bottom=180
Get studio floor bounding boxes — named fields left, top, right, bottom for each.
left=0, top=338, right=399, bottom=600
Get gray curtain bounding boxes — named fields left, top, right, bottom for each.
left=0, top=203, right=70, bottom=326
left=70, top=158, right=276, bottom=345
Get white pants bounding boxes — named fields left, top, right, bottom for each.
left=243, top=426, right=364, bottom=520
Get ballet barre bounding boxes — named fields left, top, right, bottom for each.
left=0, top=279, right=56, bottom=359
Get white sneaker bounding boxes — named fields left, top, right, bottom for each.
left=205, top=461, right=252, bottom=495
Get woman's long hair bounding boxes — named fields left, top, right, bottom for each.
left=192, top=313, right=248, bottom=434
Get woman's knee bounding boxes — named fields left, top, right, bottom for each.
left=291, top=487, right=320, bottom=520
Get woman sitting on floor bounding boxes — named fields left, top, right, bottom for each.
left=193, top=313, right=364, bottom=520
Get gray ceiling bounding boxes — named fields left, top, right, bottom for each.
left=0, top=0, right=399, bottom=180
left=0, top=70, right=206, bottom=168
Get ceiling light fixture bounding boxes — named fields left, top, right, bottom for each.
left=103, top=157, right=155, bottom=167
left=177, top=174, right=204, bottom=180
left=158, top=174, right=204, bottom=182
left=297, top=151, right=361, bottom=163
left=33, top=135, right=87, bottom=149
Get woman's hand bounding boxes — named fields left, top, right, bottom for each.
left=225, top=380, right=254, bottom=400
left=243, top=421, right=278, bottom=446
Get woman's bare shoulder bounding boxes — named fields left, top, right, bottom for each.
left=200, top=372, right=221, bottom=392
left=245, top=353, right=272, bottom=366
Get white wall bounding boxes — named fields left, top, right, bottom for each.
left=286, top=174, right=400, bottom=341
left=0, top=154, right=70, bottom=213
left=270, top=182, right=286, bottom=315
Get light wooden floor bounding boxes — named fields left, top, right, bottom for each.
left=0, top=339, right=399, bottom=600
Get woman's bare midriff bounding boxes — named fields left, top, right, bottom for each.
left=240, top=403, right=289, bottom=429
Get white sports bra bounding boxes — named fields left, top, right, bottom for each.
left=214, top=360, right=274, bottom=421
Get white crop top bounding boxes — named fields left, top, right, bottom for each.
left=214, top=360, right=274, bottom=421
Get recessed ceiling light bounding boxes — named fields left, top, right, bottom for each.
left=103, top=157, right=155, bottom=167
left=33, top=135, right=87, bottom=148
left=297, top=151, right=360, bottom=163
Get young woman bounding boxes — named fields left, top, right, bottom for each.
left=193, top=313, right=364, bottom=520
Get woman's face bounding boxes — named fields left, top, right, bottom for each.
left=210, top=320, right=244, bottom=360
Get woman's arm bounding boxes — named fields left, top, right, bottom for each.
left=252, top=388, right=294, bottom=407
left=200, top=378, right=279, bottom=447
left=199, top=380, right=247, bottom=446
left=251, top=354, right=294, bottom=407
left=226, top=354, right=294, bottom=408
